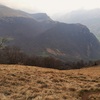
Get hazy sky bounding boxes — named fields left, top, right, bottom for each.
left=0, top=0, right=100, bottom=16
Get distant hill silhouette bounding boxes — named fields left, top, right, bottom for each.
left=0, top=4, right=33, bottom=18
left=56, top=9, right=100, bottom=40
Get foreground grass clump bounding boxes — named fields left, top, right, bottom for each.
left=79, top=88, right=100, bottom=100
left=0, top=64, right=100, bottom=100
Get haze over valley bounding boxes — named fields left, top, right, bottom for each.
left=54, top=9, right=100, bottom=41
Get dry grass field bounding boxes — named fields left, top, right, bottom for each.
left=0, top=64, right=100, bottom=100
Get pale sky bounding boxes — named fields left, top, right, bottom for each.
left=0, top=0, right=100, bottom=16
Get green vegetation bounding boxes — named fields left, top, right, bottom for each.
left=0, top=37, right=13, bottom=49
left=39, top=52, right=49, bottom=57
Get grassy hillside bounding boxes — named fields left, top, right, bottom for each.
left=0, top=64, right=100, bottom=100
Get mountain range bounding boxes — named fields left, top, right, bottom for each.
left=0, top=5, right=100, bottom=61
left=55, top=9, right=100, bottom=40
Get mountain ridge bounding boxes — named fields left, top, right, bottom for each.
left=0, top=5, right=100, bottom=61
left=55, top=9, right=100, bottom=40
left=0, top=5, right=34, bottom=19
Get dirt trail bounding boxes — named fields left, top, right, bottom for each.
left=81, top=91, right=100, bottom=100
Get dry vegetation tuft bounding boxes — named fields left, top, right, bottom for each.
left=0, top=64, right=100, bottom=100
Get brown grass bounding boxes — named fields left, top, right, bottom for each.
left=0, top=64, right=100, bottom=100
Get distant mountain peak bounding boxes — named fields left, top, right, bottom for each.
left=31, top=13, right=53, bottom=22
left=56, top=9, right=100, bottom=40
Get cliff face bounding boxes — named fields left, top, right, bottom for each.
left=56, top=9, right=100, bottom=40
left=32, top=23, right=100, bottom=61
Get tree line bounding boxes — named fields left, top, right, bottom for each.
left=0, top=37, right=100, bottom=70
left=0, top=45, right=100, bottom=70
